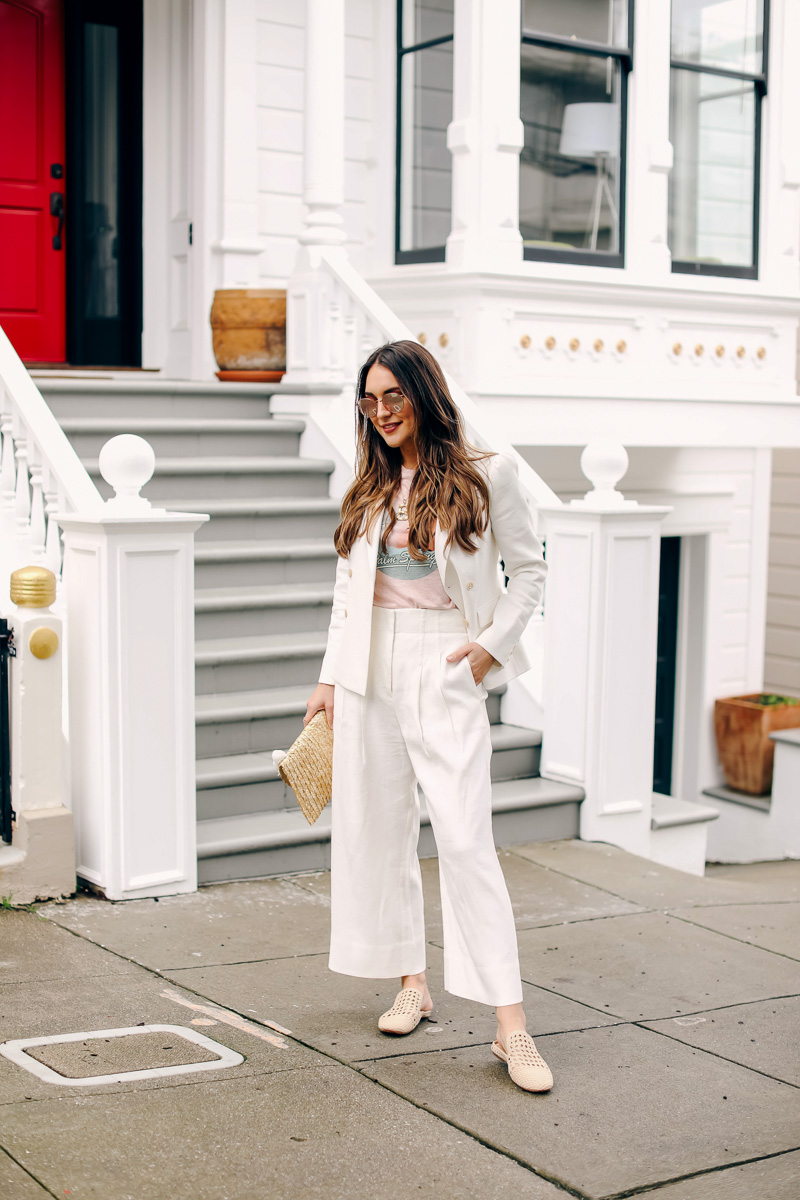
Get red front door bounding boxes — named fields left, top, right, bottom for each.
left=0, top=0, right=65, bottom=363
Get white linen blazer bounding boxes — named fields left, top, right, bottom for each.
left=317, top=450, right=547, bottom=696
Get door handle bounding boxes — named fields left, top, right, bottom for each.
left=50, top=192, right=64, bottom=250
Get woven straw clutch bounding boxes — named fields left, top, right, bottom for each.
left=272, top=708, right=333, bottom=825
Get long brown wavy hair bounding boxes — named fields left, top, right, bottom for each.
left=333, top=340, right=496, bottom=560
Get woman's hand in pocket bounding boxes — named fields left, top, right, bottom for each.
left=445, top=642, right=497, bottom=686
left=304, top=682, right=335, bottom=729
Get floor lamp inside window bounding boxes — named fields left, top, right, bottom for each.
left=559, top=103, right=619, bottom=252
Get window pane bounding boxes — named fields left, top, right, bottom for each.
left=83, top=22, right=119, bottom=319
left=523, top=0, right=628, bottom=47
left=671, top=0, right=764, bottom=74
left=668, top=69, right=755, bottom=267
left=520, top=44, right=622, bottom=254
left=401, top=0, right=453, bottom=49
left=398, top=41, right=453, bottom=253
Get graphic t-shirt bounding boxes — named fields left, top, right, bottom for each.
left=372, top=465, right=456, bottom=610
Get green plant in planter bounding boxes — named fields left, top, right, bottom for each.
left=751, top=695, right=800, bottom=707
left=714, top=692, right=800, bottom=795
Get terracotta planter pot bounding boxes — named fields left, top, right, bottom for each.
left=714, top=693, right=800, bottom=795
left=210, top=289, right=286, bottom=373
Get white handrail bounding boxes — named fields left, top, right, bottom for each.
left=317, top=249, right=562, bottom=511
left=0, top=325, right=102, bottom=579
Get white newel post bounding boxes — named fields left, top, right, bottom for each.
left=445, top=0, right=524, bottom=270
left=539, top=443, right=672, bottom=857
left=283, top=0, right=347, bottom=385
left=56, top=437, right=208, bottom=901
left=0, top=566, right=74, bottom=904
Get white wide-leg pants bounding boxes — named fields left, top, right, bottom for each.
left=328, top=605, right=524, bottom=1007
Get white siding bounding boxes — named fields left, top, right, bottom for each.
left=764, top=449, right=800, bottom=696
left=255, top=0, right=375, bottom=286
left=520, top=445, right=771, bottom=697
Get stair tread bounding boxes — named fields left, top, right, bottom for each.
left=196, top=630, right=329, bottom=664
left=195, top=581, right=334, bottom=610
left=61, top=416, right=305, bottom=432
left=84, top=455, right=334, bottom=475
left=195, top=539, right=338, bottom=562
left=196, top=777, right=584, bottom=858
left=651, top=792, right=720, bottom=829
left=196, top=720, right=543, bottom=789
left=168, top=496, right=341, bottom=515
left=36, top=377, right=339, bottom=396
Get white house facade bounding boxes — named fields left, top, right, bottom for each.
left=0, top=0, right=798, bottom=903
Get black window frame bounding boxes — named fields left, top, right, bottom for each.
left=520, top=0, right=635, bottom=269
left=394, top=1, right=454, bottom=265
left=669, top=0, right=769, bottom=280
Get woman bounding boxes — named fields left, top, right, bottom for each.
left=302, top=340, right=552, bottom=1093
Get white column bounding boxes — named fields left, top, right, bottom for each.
left=301, top=0, right=346, bottom=247
left=445, top=0, right=524, bottom=269
left=56, top=437, right=208, bottom=901
left=626, top=0, right=674, bottom=279
left=209, top=0, right=263, bottom=287
left=539, top=443, right=672, bottom=858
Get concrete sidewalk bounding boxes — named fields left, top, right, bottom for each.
left=2, top=839, right=799, bottom=1200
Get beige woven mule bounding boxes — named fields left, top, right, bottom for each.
left=377, top=986, right=434, bottom=1035
left=491, top=1029, right=553, bottom=1092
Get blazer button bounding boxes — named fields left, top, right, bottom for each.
left=348, top=568, right=352, bottom=577
left=344, top=609, right=348, bottom=617
left=466, top=581, right=474, bottom=590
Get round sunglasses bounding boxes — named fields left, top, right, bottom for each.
left=357, top=392, right=408, bottom=420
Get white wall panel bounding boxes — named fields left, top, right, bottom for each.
left=765, top=449, right=800, bottom=694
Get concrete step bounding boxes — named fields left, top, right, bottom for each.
left=61, top=416, right=305, bottom=459
left=85, top=455, right=335, bottom=503
left=196, top=776, right=584, bottom=883
left=196, top=721, right=542, bottom=820
left=195, top=683, right=504, bottom=759
left=195, top=630, right=329, bottom=694
left=194, top=581, right=335, bottom=639
left=194, top=539, right=338, bottom=589
left=177, top=496, right=342, bottom=542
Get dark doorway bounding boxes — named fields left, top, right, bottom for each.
left=65, top=0, right=142, bottom=365
left=653, top=536, right=681, bottom=794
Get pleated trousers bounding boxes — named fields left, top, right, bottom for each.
left=328, top=604, right=524, bottom=1007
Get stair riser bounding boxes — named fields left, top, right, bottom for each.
left=46, top=395, right=274, bottom=420
left=90, top=469, right=332, bottom=503
left=197, top=777, right=290, bottom=821
left=195, top=510, right=341, bottom=542
left=195, top=652, right=324, bottom=694
left=196, top=802, right=580, bottom=884
left=197, top=743, right=541, bottom=821
left=196, top=692, right=503, bottom=758
left=196, top=710, right=306, bottom=757
left=195, top=601, right=333, bottom=640
left=68, top=428, right=302, bottom=459
left=194, top=554, right=337, bottom=590
left=198, top=839, right=331, bottom=884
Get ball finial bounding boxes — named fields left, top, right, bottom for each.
left=98, top=435, right=156, bottom=512
left=575, top=440, right=633, bottom=509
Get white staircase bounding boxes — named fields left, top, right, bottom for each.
left=40, top=375, right=584, bottom=883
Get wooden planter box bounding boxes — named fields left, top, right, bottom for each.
left=210, top=288, right=286, bottom=374
left=714, top=694, right=800, bottom=795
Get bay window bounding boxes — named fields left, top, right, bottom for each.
left=668, top=0, right=768, bottom=277
left=519, top=0, right=633, bottom=267
left=395, top=0, right=454, bottom=264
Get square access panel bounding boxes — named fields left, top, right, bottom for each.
left=0, top=1024, right=244, bottom=1086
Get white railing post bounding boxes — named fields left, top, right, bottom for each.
left=0, top=565, right=75, bottom=904
left=56, top=436, right=208, bottom=901
left=539, top=441, right=672, bottom=857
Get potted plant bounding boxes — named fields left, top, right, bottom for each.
left=714, top=693, right=800, bottom=795
left=209, top=289, right=286, bottom=381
